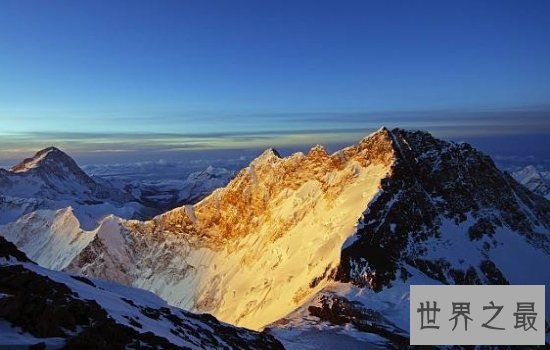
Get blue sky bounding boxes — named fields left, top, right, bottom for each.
left=0, top=0, right=549, bottom=161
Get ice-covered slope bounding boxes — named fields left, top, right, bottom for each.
left=0, top=147, right=153, bottom=230
left=0, top=236, right=284, bottom=349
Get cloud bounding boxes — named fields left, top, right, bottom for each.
left=0, top=105, right=548, bottom=161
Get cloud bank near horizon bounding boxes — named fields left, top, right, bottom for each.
left=1, top=106, right=549, bottom=163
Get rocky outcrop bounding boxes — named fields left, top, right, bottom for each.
left=339, top=129, right=550, bottom=290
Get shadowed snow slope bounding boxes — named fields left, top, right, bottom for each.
left=0, top=236, right=283, bottom=349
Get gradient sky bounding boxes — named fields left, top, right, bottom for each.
left=1, top=0, right=549, bottom=162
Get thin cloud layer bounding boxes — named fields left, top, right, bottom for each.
left=0, top=106, right=548, bottom=162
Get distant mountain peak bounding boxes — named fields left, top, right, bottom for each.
left=512, top=164, right=550, bottom=200
left=0, top=146, right=141, bottom=227
left=39, top=145, right=63, bottom=153
left=516, top=164, right=543, bottom=180
left=10, top=146, right=79, bottom=174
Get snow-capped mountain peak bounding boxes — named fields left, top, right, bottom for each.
left=28, top=129, right=396, bottom=330
left=0, top=146, right=152, bottom=230
left=516, top=164, right=542, bottom=181
left=10, top=146, right=82, bottom=176
left=5, top=146, right=106, bottom=195
left=307, top=144, right=328, bottom=158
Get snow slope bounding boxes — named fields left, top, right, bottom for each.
left=0, top=208, right=119, bottom=270
left=0, top=236, right=284, bottom=349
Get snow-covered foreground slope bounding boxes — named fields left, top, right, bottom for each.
left=0, top=236, right=284, bottom=349
left=0, top=147, right=153, bottom=230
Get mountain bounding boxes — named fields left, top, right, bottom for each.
left=177, top=166, right=236, bottom=203
left=2, top=128, right=549, bottom=348
left=512, top=165, right=550, bottom=200
left=99, top=166, right=235, bottom=210
left=2, top=131, right=394, bottom=330
left=0, top=236, right=284, bottom=349
left=272, top=129, right=550, bottom=348
left=0, top=147, right=154, bottom=230
left=5, top=146, right=127, bottom=201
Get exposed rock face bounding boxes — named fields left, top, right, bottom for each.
left=0, top=236, right=284, bottom=349
left=339, top=129, right=550, bottom=290
left=306, top=293, right=411, bottom=349
left=272, top=129, right=550, bottom=348
left=0, top=235, right=30, bottom=262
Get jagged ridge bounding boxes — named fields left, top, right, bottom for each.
left=38, top=128, right=396, bottom=330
